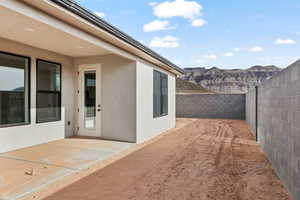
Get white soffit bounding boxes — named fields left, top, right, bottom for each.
left=0, top=1, right=110, bottom=57
left=19, top=0, right=182, bottom=75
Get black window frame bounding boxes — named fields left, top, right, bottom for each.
left=0, top=51, right=31, bottom=128
left=153, top=70, right=168, bottom=118
left=36, top=59, right=62, bottom=124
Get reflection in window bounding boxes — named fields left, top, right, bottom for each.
left=36, top=60, right=61, bottom=123
left=153, top=70, right=168, bottom=118
left=84, top=71, right=96, bottom=129
left=0, top=52, right=30, bottom=127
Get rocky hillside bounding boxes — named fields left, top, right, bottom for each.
left=181, top=65, right=281, bottom=94
left=176, top=78, right=214, bottom=94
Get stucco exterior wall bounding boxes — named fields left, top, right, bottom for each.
left=75, top=55, right=137, bottom=142
left=136, top=61, right=176, bottom=143
left=0, top=39, right=178, bottom=152
left=0, top=37, right=76, bottom=153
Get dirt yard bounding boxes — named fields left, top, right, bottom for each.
left=46, top=119, right=291, bottom=200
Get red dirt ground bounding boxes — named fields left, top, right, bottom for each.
left=46, top=119, right=291, bottom=200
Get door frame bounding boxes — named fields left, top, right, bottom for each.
left=77, top=64, right=102, bottom=137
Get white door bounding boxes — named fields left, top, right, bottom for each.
left=78, top=64, right=101, bottom=137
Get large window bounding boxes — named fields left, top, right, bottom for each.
left=0, top=52, right=30, bottom=127
left=36, top=59, right=61, bottom=123
left=153, top=70, right=168, bottom=118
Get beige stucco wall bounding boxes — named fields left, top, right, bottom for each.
left=136, top=61, right=176, bottom=143
left=0, top=37, right=177, bottom=153
left=75, top=55, right=137, bottom=142
left=0, top=37, right=76, bottom=153
left=75, top=55, right=177, bottom=143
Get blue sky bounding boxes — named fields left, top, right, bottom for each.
left=77, top=0, right=300, bottom=69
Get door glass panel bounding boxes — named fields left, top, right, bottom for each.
left=84, top=71, right=96, bottom=129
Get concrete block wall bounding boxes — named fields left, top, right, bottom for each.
left=176, top=94, right=245, bottom=120
left=246, top=87, right=257, bottom=137
left=246, top=60, right=300, bottom=199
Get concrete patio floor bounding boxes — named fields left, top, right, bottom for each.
left=0, top=138, right=134, bottom=200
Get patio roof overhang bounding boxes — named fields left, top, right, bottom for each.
left=0, top=0, right=183, bottom=75
left=0, top=1, right=113, bottom=58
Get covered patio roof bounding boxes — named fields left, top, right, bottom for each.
left=0, top=1, right=111, bottom=58
left=0, top=0, right=183, bottom=75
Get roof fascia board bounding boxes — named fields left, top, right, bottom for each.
left=46, top=0, right=183, bottom=74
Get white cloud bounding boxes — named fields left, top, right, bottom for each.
left=204, top=54, right=217, bottom=60
left=94, top=12, right=105, bottom=18
left=249, top=46, right=264, bottom=52
left=151, top=0, right=203, bottom=20
left=143, top=20, right=175, bottom=32
left=149, top=2, right=158, bottom=6
left=149, top=35, right=180, bottom=48
left=275, top=38, right=296, bottom=45
left=233, top=48, right=240, bottom=52
left=196, top=54, right=217, bottom=64
left=224, top=52, right=234, bottom=57
left=191, top=19, right=207, bottom=27
left=150, top=0, right=206, bottom=27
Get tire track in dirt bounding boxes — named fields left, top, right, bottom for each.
left=46, top=119, right=292, bottom=200
left=128, top=121, right=212, bottom=200
left=128, top=120, right=247, bottom=200
left=210, top=123, right=246, bottom=200
left=204, top=120, right=245, bottom=200
left=128, top=119, right=290, bottom=200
